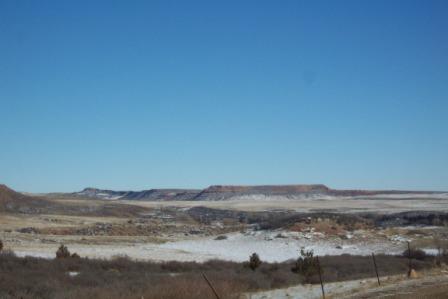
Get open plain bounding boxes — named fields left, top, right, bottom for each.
left=2, top=185, right=448, bottom=262
left=1, top=184, right=448, bottom=298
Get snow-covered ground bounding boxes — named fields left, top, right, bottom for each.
left=159, top=230, right=405, bottom=262
left=364, top=193, right=448, bottom=199
left=11, top=230, right=407, bottom=262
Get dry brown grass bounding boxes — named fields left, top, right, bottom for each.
left=385, top=283, right=448, bottom=299
left=0, top=250, right=441, bottom=299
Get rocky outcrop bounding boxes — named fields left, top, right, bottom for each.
left=124, top=189, right=202, bottom=201
left=193, top=184, right=331, bottom=201
left=72, top=184, right=445, bottom=202
left=76, top=188, right=128, bottom=200
left=75, top=188, right=201, bottom=201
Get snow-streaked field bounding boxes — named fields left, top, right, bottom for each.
left=158, top=230, right=405, bottom=262
left=118, top=195, right=448, bottom=213
left=9, top=230, right=408, bottom=262
left=4, top=193, right=447, bottom=263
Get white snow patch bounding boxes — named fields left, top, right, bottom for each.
left=9, top=231, right=407, bottom=263
left=422, top=248, right=439, bottom=256
left=159, top=231, right=403, bottom=262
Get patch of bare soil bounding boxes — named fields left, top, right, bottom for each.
left=288, top=216, right=372, bottom=236
left=35, top=218, right=241, bottom=237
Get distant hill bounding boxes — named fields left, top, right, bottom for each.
left=68, top=184, right=445, bottom=201
left=193, top=184, right=331, bottom=200
left=0, top=184, right=50, bottom=213
left=0, top=184, right=150, bottom=216
left=76, top=187, right=202, bottom=201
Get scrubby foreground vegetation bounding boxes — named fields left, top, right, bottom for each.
left=0, top=249, right=443, bottom=299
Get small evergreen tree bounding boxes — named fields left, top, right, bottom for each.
left=248, top=252, right=262, bottom=271
left=56, top=244, right=71, bottom=258
left=291, top=249, right=320, bottom=283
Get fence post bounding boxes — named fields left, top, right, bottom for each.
left=316, top=255, right=325, bottom=299
left=407, top=241, right=412, bottom=277
left=372, top=253, right=380, bottom=286
left=202, top=273, right=221, bottom=299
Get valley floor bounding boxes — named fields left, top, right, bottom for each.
left=1, top=194, right=448, bottom=298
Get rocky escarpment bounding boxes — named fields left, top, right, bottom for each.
left=75, top=188, right=201, bottom=201
left=193, top=184, right=331, bottom=201
left=123, top=189, right=202, bottom=201
left=77, top=188, right=128, bottom=200
left=192, top=185, right=440, bottom=201
left=71, top=184, right=445, bottom=202
left=74, top=184, right=333, bottom=201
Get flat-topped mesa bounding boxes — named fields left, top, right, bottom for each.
left=72, top=184, right=446, bottom=201
left=193, top=184, right=331, bottom=201
left=203, top=184, right=330, bottom=193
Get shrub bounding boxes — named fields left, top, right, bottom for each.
left=248, top=253, right=262, bottom=271
left=402, top=248, right=427, bottom=261
left=291, top=249, right=320, bottom=283
left=0, top=240, right=3, bottom=252
left=56, top=244, right=71, bottom=259
left=0, top=252, right=437, bottom=299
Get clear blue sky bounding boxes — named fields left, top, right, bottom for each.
left=1, top=0, right=447, bottom=192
